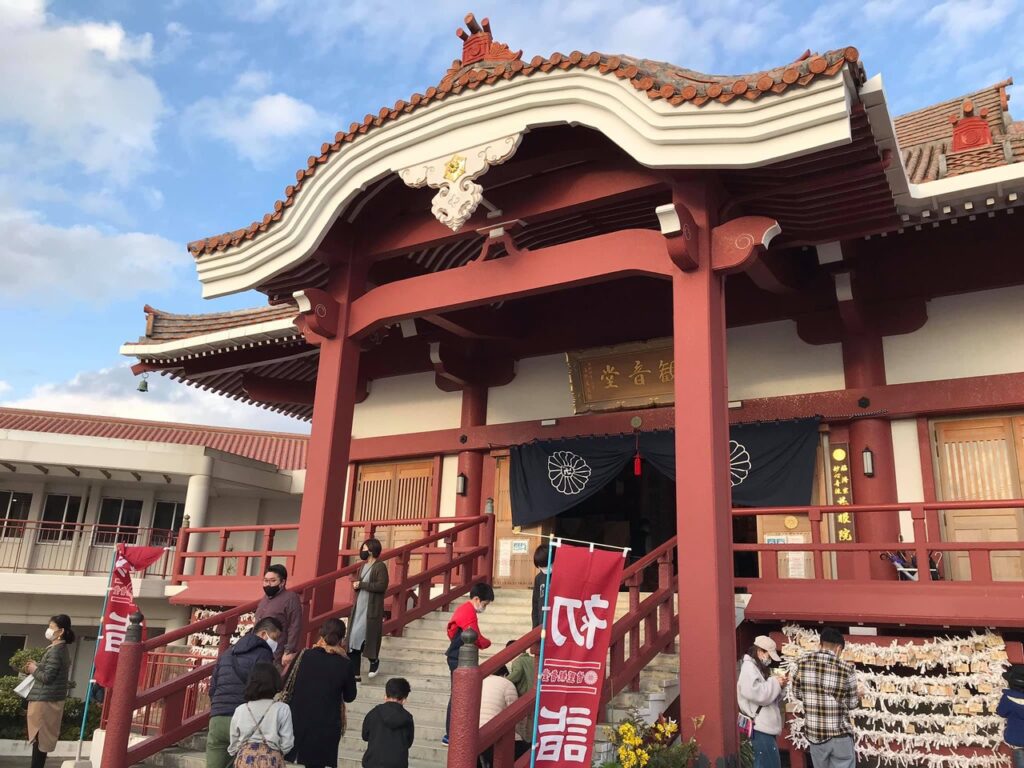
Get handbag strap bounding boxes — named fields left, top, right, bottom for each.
left=281, top=649, right=305, bottom=698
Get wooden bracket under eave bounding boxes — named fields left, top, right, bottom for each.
left=293, top=288, right=339, bottom=344
left=710, top=216, right=782, bottom=274
left=655, top=203, right=700, bottom=271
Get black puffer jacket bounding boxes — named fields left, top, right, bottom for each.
left=209, top=633, right=273, bottom=717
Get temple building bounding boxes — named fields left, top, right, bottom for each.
left=106, top=14, right=1024, bottom=768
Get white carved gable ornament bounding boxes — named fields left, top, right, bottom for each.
left=398, top=134, right=522, bottom=232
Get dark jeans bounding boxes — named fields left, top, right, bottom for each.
left=751, top=730, right=781, bottom=768
left=1012, top=746, right=1024, bottom=768
left=445, top=656, right=457, bottom=737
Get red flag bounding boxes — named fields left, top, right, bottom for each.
left=536, top=544, right=625, bottom=767
left=93, top=545, right=162, bottom=688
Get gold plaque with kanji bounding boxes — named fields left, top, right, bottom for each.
left=567, top=338, right=674, bottom=414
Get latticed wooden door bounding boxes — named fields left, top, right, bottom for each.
left=352, top=460, right=435, bottom=575
left=934, top=417, right=1024, bottom=581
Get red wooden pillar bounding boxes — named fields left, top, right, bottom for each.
left=841, top=320, right=900, bottom=579
left=456, top=384, right=488, bottom=548
left=665, top=184, right=737, bottom=760
left=293, top=256, right=366, bottom=621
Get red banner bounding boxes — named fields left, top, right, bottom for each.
left=536, top=543, right=625, bottom=767
left=94, top=544, right=165, bottom=688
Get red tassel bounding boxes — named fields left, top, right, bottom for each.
left=634, top=453, right=642, bottom=476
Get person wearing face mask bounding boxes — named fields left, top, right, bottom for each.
left=442, top=583, right=494, bottom=746
left=255, top=564, right=302, bottom=669
left=736, top=635, right=787, bottom=768
left=206, top=617, right=283, bottom=768
left=24, top=614, right=74, bottom=768
left=348, top=538, right=389, bottom=682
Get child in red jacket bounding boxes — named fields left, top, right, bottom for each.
left=442, top=583, right=495, bottom=745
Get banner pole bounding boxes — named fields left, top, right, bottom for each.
left=74, top=545, right=120, bottom=764
left=510, top=529, right=630, bottom=553
left=528, top=534, right=557, bottom=768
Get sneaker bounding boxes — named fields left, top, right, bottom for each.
left=354, top=675, right=362, bottom=683
left=441, top=735, right=449, bottom=747
left=368, top=659, right=380, bottom=679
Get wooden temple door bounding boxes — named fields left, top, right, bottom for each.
left=351, top=459, right=435, bottom=575
left=492, top=454, right=550, bottom=588
left=934, top=417, right=1024, bottom=581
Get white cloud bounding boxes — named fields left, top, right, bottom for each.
left=0, top=365, right=310, bottom=434
left=923, top=0, right=1014, bottom=47
left=236, top=68, right=272, bottom=92
left=0, top=380, right=11, bottom=396
left=0, top=206, right=184, bottom=304
left=0, top=3, right=164, bottom=181
left=184, top=89, right=330, bottom=167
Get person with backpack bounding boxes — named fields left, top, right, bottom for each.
left=227, top=662, right=294, bottom=767
left=736, top=636, right=787, bottom=768
left=442, top=583, right=494, bottom=746
left=206, top=617, right=283, bottom=768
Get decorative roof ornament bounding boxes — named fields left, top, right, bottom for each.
left=398, top=133, right=523, bottom=232
left=456, top=13, right=522, bottom=67
left=950, top=99, right=994, bottom=152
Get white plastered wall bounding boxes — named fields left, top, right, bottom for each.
left=438, top=455, right=460, bottom=520
left=482, top=324, right=845, bottom=427
left=884, top=285, right=1024, bottom=384
left=891, top=419, right=925, bottom=542
left=352, top=372, right=462, bottom=438
left=486, top=355, right=575, bottom=424
left=727, top=320, right=845, bottom=400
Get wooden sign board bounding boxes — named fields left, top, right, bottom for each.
left=567, top=338, right=674, bottom=414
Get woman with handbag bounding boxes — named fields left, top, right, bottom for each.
left=22, top=614, right=74, bottom=768
left=736, top=636, right=787, bottom=768
left=283, top=619, right=358, bottom=768
left=227, top=663, right=294, bottom=767
left=349, top=538, right=388, bottom=682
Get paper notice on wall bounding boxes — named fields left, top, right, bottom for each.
left=787, top=534, right=807, bottom=578
left=498, top=538, right=513, bottom=577
left=511, top=539, right=530, bottom=555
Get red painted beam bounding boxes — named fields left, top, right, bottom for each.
left=344, top=372, right=1024, bottom=461
left=360, top=163, right=666, bottom=259
left=182, top=345, right=315, bottom=378
left=349, top=228, right=672, bottom=337
left=745, top=581, right=1024, bottom=628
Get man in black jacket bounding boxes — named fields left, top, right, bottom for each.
left=205, top=617, right=282, bottom=768
left=362, top=677, right=414, bottom=768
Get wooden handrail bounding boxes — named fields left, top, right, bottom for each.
left=473, top=536, right=679, bottom=768
left=103, top=514, right=494, bottom=768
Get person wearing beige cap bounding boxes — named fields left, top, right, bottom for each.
left=737, top=635, right=787, bottom=768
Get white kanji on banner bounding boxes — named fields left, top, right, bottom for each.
left=550, top=594, right=610, bottom=649
left=536, top=705, right=593, bottom=763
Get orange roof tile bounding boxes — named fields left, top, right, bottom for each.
left=186, top=16, right=861, bottom=259
left=0, top=407, right=308, bottom=469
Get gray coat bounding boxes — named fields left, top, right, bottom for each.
left=359, top=560, right=389, bottom=659
left=28, top=642, right=71, bottom=702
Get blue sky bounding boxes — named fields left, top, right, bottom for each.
left=0, top=0, right=1021, bottom=433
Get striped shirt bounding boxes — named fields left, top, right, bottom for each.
left=793, top=649, right=859, bottom=744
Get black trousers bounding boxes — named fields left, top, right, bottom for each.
left=31, top=742, right=47, bottom=768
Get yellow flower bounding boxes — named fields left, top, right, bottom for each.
left=637, top=749, right=650, bottom=766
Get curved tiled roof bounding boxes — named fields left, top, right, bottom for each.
left=186, top=44, right=861, bottom=258
left=135, top=302, right=298, bottom=344
left=895, top=79, right=1014, bottom=184
left=0, top=407, right=309, bottom=469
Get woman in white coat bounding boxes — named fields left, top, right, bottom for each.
left=736, top=635, right=787, bottom=768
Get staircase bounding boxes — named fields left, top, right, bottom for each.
left=146, top=588, right=680, bottom=768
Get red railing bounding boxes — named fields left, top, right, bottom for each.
left=450, top=537, right=679, bottom=768
left=732, top=499, right=1024, bottom=585
left=172, top=517, right=480, bottom=583
left=101, top=514, right=494, bottom=768
left=0, top=521, right=176, bottom=577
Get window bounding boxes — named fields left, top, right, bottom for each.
left=38, top=495, right=82, bottom=542
left=95, top=498, right=143, bottom=545
left=0, top=491, right=32, bottom=539
left=150, top=501, right=185, bottom=547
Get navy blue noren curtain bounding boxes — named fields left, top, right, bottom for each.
left=509, top=418, right=819, bottom=526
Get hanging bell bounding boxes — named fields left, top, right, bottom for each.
left=137, top=374, right=149, bottom=393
